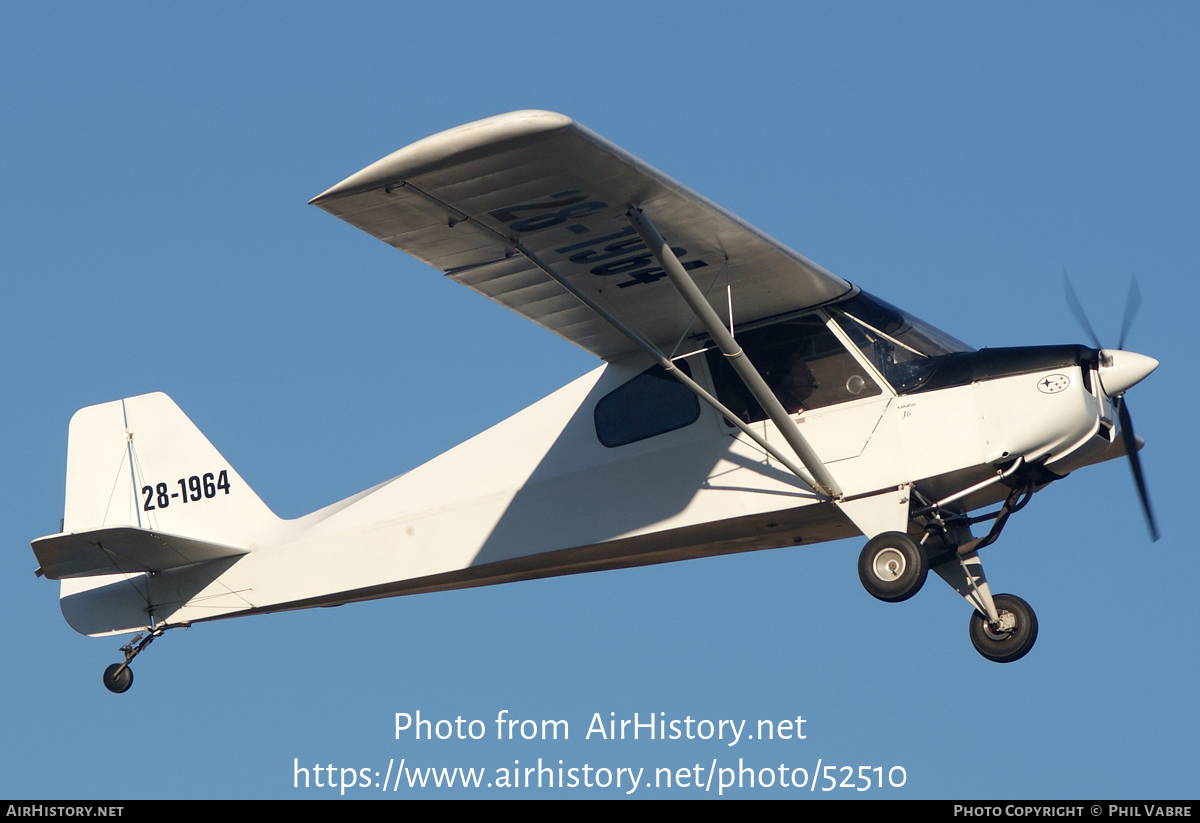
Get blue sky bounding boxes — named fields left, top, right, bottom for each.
left=1, top=3, right=1196, bottom=799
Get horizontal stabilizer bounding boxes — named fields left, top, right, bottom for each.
left=33, top=527, right=249, bottom=580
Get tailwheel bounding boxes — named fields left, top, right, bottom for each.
left=102, top=663, right=133, bottom=694
left=969, top=593, right=1038, bottom=663
left=857, top=532, right=928, bottom=602
left=99, top=622, right=177, bottom=693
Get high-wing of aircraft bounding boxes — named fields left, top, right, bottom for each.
left=30, top=111, right=1159, bottom=692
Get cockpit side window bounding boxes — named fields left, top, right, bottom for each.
left=705, top=313, right=882, bottom=425
left=594, top=360, right=701, bottom=448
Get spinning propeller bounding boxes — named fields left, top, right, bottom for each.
left=1064, top=273, right=1160, bottom=541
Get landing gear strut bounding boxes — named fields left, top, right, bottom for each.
left=920, top=478, right=1042, bottom=663
left=858, top=467, right=1048, bottom=663
left=102, top=623, right=176, bottom=694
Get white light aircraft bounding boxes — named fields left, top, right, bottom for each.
left=31, top=111, right=1159, bottom=692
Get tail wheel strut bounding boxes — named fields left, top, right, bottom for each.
left=101, top=623, right=177, bottom=694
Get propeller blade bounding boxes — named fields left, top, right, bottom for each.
left=1116, top=395, right=1159, bottom=542
left=1063, top=269, right=1103, bottom=350
left=1117, top=275, right=1143, bottom=351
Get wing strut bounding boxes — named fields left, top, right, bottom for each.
left=627, top=208, right=843, bottom=499
left=507, top=238, right=826, bottom=499
left=371, top=180, right=827, bottom=497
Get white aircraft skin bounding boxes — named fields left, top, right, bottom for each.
left=31, top=111, right=1157, bottom=688
left=45, top=332, right=1140, bottom=631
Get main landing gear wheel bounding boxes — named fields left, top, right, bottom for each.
left=857, top=532, right=928, bottom=603
left=969, top=594, right=1038, bottom=663
left=102, top=663, right=133, bottom=694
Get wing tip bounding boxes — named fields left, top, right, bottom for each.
left=309, top=110, right=574, bottom=206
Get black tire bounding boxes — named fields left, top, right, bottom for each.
left=103, top=663, right=133, bottom=694
left=857, top=532, right=928, bottom=602
left=969, top=594, right=1038, bottom=663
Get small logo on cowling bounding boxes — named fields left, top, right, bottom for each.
left=1037, top=374, right=1070, bottom=394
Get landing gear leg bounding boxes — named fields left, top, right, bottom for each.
left=932, top=550, right=1038, bottom=662
left=916, top=475, right=1041, bottom=663
left=101, top=623, right=175, bottom=694
left=933, top=549, right=999, bottom=622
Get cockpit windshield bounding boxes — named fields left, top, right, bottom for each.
left=829, top=292, right=973, bottom=393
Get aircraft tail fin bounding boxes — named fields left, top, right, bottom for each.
left=60, top=392, right=280, bottom=549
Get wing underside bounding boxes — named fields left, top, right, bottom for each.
left=311, top=110, right=851, bottom=361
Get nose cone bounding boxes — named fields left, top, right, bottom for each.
left=1098, top=349, right=1159, bottom=396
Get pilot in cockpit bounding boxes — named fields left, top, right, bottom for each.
left=768, top=350, right=819, bottom=414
